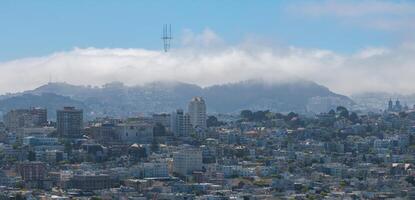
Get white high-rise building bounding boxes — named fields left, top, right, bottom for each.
left=170, top=109, right=191, bottom=137
left=188, top=97, right=207, bottom=130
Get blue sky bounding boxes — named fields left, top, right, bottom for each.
left=0, top=0, right=407, bottom=61
left=0, top=0, right=414, bottom=95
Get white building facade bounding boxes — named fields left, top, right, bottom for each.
left=188, top=97, right=207, bottom=130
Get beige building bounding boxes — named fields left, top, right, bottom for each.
left=173, top=147, right=203, bottom=176
left=4, top=108, right=47, bottom=132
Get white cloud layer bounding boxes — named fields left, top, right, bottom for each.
left=0, top=29, right=414, bottom=96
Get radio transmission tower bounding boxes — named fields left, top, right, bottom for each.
left=161, top=24, right=172, bottom=52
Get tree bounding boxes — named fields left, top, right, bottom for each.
left=349, top=112, right=359, bottom=124
left=12, top=142, right=21, bottom=150
left=252, top=110, right=269, bottom=121
left=207, top=116, right=226, bottom=127
left=153, top=123, right=166, bottom=136
left=240, top=110, right=253, bottom=121
left=336, top=106, right=349, bottom=119
left=64, top=140, right=73, bottom=154
left=15, top=193, right=26, bottom=200
left=285, top=112, right=298, bottom=121
left=28, top=151, right=36, bottom=161
left=405, top=176, right=415, bottom=186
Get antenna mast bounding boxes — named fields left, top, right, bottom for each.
left=161, top=24, right=172, bottom=52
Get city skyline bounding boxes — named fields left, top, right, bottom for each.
left=1, top=1, right=415, bottom=199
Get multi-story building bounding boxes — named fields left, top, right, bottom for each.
left=57, top=107, right=83, bottom=138
left=29, top=108, right=48, bottom=127
left=86, top=123, right=119, bottom=145
left=152, top=113, right=171, bottom=129
left=16, top=162, right=47, bottom=181
left=23, top=136, right=59, bottom=146
left=0, top=170, right=10, bottom=186
left=201, top=145, right=216, bottom=164
left=66, top=174, right=112, bottom=191
left=173, top=147, right=203, bottom=176
left=3, top=108, right=47, bottom=132
left=16, top=127, right=56, bottom=139
left=141, top=162, right=169, bottom=178
left=116, top=122, right=153, bottom=144
left=188, top=97, right=207, bottom=130
left=170, top=109, right=192, bottom=137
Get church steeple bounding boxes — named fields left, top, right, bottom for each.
left=388, top=98, right=393, bottom=111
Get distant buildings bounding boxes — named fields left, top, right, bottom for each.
left=3, top=94, right=415, bottom=199
left=116, top=121, right=153, bottom=144
left=387, top=99, right=408, bottom=112
left=65, top=174, right=112, bottom=191
left=169, top=97, right=207, bottom=137
left=173, top=146, right=203, bottom=176
left=188, top=97, right=207, bottom=130
left=16, top=127, right=56, bottom=140
left=152, top=113, right=171, bottom=129
left=3, top=107, right=47, bottom=132
left=23, top=136, right=59, bottom=147
left=141, top=162, right=169, bottom=178
left=170, top=109, right=191, bottom=137
left=57, top=107, right=83, bottom=138
left=16, top=162, right=47, bottom=181
left=86, top=123, right=118, bottom=145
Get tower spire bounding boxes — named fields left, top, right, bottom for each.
left=161, top=24, right=173, bottom=52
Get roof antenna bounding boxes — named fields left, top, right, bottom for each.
left=161, top=24, right=173, bottom=52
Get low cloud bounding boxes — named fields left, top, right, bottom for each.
left=0, top=29, right=414, bottom=96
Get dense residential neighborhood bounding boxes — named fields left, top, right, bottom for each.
left=1, top=1, right=415, bottom=199
left=0, top=97, right=415, bottom=199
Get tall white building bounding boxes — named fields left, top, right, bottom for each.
left=188, top=97, right=207, bottom=130
left=173, top=147, right=203, bottom=176
left=170, top=109, right=191, bottom=137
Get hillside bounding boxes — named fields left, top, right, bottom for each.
left=0, top=80, right=354, bottom=119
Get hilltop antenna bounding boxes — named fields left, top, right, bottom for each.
left=161, top=24, right=172, bottom=52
